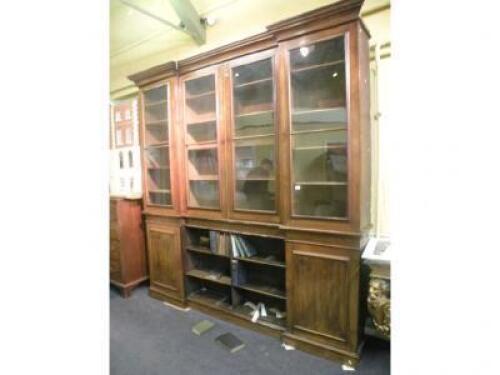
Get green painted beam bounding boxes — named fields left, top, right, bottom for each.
left=169, top=0, right=206, bottom=45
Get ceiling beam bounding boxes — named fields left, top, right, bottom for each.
left=119, top=0, right=185, bottom=32
left=169, top=0, right=206, bottom=45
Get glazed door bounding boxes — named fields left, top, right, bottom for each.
left=181, top=67, right=226, bottom=219
left=280, top=25, right=362, bottom=232
left=227, top=49, right=280, bottom=223
left=141, top=81, right=178, bottom=213
left=146, top=223, right=184, bottom=302
left=286, top=242, right=360, bottom=352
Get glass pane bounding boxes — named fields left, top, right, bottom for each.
left=293, top=185, right=347, bottom=218
left=231, top=57, right=276, bottom=212
left=235, top=111, right=274, bottom=138
left=145, top=146, right=169, bottom=168
left=184, top=74, right=220, bottom=210
left=185, top=75, right=216, bottom=124
left=145, top=122, right=168, bottom=145
left=145, top=146, right=171, bottom=206
left=233, top=58, right=273, bottom=117
left=289, top=35, right=348, bottom=218
left=187, top=148, right=218, bottom=179
left=144, top=85, right=169, bottom=147
left=234, top=137, right=275, bottom=211
left=293, top=131, right=347, bottom=183
left=292, top=107, right=346, bottom=132
left=186, top=121, right=216, bottom=144
left=144, top=86, right=167, bottom=103
left=290, top=37, right=345, bottom=70
left=189, top=181, right=219, bottom=208
left=144, top=102, right=167, bottom=123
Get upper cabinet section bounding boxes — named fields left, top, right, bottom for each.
left=229, top=52, right=278, bottom=217
left=129, top=0, right=370, bottom=233
left=288, top=35, right=348, bottom=219
left=182, top=71, right=222, bottom=212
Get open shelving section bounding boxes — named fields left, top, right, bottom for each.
left=183, top=226, right=286, bottom=331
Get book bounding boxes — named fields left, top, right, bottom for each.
left=192, top=320, right=215, bottom=336
left=215, top=333, right=245, bottom=353
left=209, top=231, right=218, bottom=253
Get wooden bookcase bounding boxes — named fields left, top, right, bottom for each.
left=128, top=0, right=371, bottom=367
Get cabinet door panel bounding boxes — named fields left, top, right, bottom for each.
left=287, top=242, right=359, bottom=350
left=147, top=224, right=182, bottom=297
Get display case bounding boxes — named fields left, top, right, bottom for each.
left=128, top=0, right=371, bottom=366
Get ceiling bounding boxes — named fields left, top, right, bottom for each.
left=110, top=0, right=390, bottom=98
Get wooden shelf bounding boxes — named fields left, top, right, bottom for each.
left=291, top=127, right=347, bottom=135
left=233, top=133, right=274, bottom=140
left=294, top=144, right=346, bottom=151
left=236, top=178, right=274, bottom=181
left=235, top=283, right=286, bottom=300
left=146, top=120, right=168, bottom=126
left=186, top=269, right=231, bottom=286
left=232, top=305, right=286, bottom=330
left=149, top=189, right=171, bottom=194
left=186, top=90, right=215, bottom=100
left=293, top=106, right=346, bottom=116
left=186, top=143, right=217, bottom=151
left=186, top=245, right=231, bottom=258
left=234, top=77, right=272, bottom=89
left=294, top=181, right=347, bottom=186
left=235, top=255, right=285, bottom=268
left=147, top=166, right=170, bottom=170
left=144, top=99, right=167, bottom=107
left=235, top=110, right=274, bottom=119
left=185, top=139, right=217, bottom=147
left=145, top=142, right=169, bottom=149
left=291, top=59, right=344, bottom=74
left=188, top=176, right=219, bottom=181
left=187, top=289, right=231, bottom=310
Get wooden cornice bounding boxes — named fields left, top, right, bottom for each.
left=177, top=31, right=276, bottom=75
left=127, top=0, right=366, bottom=85
left=267, top=0, right=364, bottom=41
left=127, top=61, right=177, bottom=88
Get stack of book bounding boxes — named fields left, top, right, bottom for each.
left=209, top=231, right=231, bottom=256
left=230, top=234, right=257, bottom=258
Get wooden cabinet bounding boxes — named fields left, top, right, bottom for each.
left=146, top=219, right=184, bottom=305
left=110, top=198, right=148, bottom=297
left=284, top=242, right=361, bottom=364
left=128, top=0, right=371, bottom=366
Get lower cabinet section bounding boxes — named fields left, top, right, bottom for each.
left=143, top=216, right=362, bottom=365
left=146, top=219, right=185, bottom=305
left=284, top=241, right=361, bottom=365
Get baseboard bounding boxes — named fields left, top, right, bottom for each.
left=149, top=287, right=186, bottom=308
left=282, top=332, right=361, bottom=367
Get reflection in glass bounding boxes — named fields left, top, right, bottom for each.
left=290, top=35, right=348, bottom=218
left=232, top=57, right=276, bottom=212
left=234, top=138, right=275, bottom=211
left=189, top=181, right=219, bottom=208
left=184, top=74, right=220, bottom=209
left=143, top=84, right=171, bottom=206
